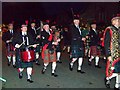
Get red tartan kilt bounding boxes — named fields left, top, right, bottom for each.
left=90, top=46, right=100, bottom=56
left=41, top=49, right=56, bottom=63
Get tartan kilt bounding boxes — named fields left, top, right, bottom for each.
left=90, top=46, right=100, bottom=56
left=71, top=45, right=84, bottom=58
left=41, top=49, right=57, bottom=63
left=16, top=49, right=33, bottom=68
left=55, top=44, right=61, bottom=52
left=6, top=43, right=16, bottom=56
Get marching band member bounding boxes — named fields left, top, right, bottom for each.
left=28, top=21, right=40, bottom=65
left=2, top=23, right=16, bottom=68
left=51, top=23, right=62, bottom=63
left=41, top=22, right=58, bottom=77
left=88, top=21, right=101, bottom=68
left=69, top=14, right=86, bottom=74
left=62, top=26, right=71, bottom=54
left=103, top=15, right=120, bottom=89
left=12, top=23, right=37, bottom=83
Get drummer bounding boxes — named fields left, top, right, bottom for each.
left=2, top=23, right=16, bottom=68
left=12, top=23, right=37, bottom=83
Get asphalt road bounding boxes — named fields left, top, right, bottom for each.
left=1, top=37, right=115, bottom=89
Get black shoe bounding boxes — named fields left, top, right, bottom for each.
left=41, top=68, right=46, bottom=74
left=77, top=70, right=85, bottom=74
left=57, top=60, right=62, bottom=63
left=51, top=73, right=58, bottom=77
left=13, top=65, right=16, bottom=68
left=88, top=61, right=91, bottom=66
left=27, top=79, right=33, bottom=83
left=8, top=63, right=10, bottom=66
left=35, top=60, right=40, bottom=65
left=104, top=78, right=110, bottom=88
left=67, top=52, right=70, bottom=54
left=69, top=63, right=73, bottom=71
left=36, top=62, right=40, bottom=65
left=95, top=65, right=101, bottom=68
left=19, top=73, right=23, bottom=79
left=114, top=87, right=120, bottom=90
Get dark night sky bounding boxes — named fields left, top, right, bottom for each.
left=2, top=2, right=89, bottom=24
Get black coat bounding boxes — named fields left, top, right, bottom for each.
left=28, top=27, right=37, bottom=39
left=41, top=30, right=53, bottom=49
left=89, top=29, right=100, bottom=46
left=69, top=25, right=84, bottom=47
left=2, top=30, right=15, bottom=42
left=12, top=31, right=36, bottom=49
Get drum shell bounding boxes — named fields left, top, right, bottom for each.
left=20, top=47, right=35, bottom=62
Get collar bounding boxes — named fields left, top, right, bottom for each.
left=22, top=31, right=27, bottom=35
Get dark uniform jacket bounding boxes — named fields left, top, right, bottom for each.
left=12, top=31, right=36, bottom=49
left=69, top=24, right=84, bottom=47
left=89, top=29, right=100, bottom=46
left=41, top=30, right=53, bottom=49
left=2, top=30, right=14, bottom=42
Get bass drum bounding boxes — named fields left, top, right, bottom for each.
left=20, top=47, right=35, bottom=62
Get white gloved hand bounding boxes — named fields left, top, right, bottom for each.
left=111, top=67, right=115, bottom=70
left=32, top=44, right=37, bottom=48
left=6, top=40, right=10, bottom=43
left=108, top=56, right=112, bottom=62
left=57, top=39, right=61, bottom=42
left=15, top=44, right=20, bottom=48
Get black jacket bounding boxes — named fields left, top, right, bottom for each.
left=2, top=30, right=15, bottom=42
left=69, top=25, right=84, bottom=47
left=41, top=30, right=53, bottom=49
left=89, top=29, right=100, bottom=46
left=12, top=31, right=36, bottom=49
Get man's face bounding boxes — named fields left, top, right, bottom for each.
left=91, top=24, right=96, bottom=29
left=31, top=23, right=35, bottom=27
left=112, top=19, right=120, bottom=27
left=73, top=19, right=80, bottom=26
left=21, top=26, right=27, bottom=32
left=8, top=24, right=13, bottom=30
left=43, top=24, right=49, bottom=31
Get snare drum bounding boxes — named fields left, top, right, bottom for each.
left=20, top=47, right=35, bottom=62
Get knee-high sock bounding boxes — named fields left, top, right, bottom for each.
left=12, top=55, right=16, bottom=65
left=89, top=56, right=94, bottom=62
left=95, top=56, right=99, bottom=66
left=70, top=58, right=77, bottom=66
left=7, top=56, right=11, bottom=63
left=44, top=63, right=49, bottom=70
left=52, top=62, right=56, bottom=73
left=67, top=46, right=70, bottom=52
left=36, top=53, right=39, bottom=59
left=78, top=58, right=83, bottom=70
left=115, top=74, right=120, bottom=88
left=27, top=67, right=32, bottom=79
left=57, top=52, right=61, bottom=61
left=18, top=68, right=24, bottom=73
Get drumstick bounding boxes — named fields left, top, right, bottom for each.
left=27, top=44, right=39, bottom=48
left=18, top=40, right=26, bottom=48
